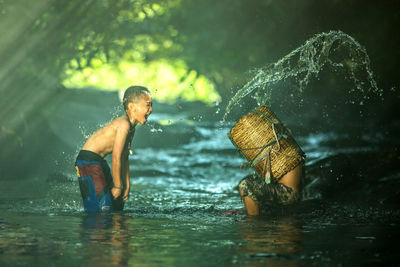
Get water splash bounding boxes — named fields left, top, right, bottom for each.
left=147, top=121, right=164, bottom=133
left=222, top=30, right=381, bottom=122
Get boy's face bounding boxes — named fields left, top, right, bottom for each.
left=129, top=94, right=152, bottom=125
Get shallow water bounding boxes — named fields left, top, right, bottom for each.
left=1, top=104, right=399, bottom=266
left=1, top=210, right=399, bottom=266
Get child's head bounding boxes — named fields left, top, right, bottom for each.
left=123, top=86, right=151, bottom=110
left=123, top=86, right=152, bottom=125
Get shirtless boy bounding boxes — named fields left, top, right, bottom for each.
left=74, top=86, right=152, bottom=212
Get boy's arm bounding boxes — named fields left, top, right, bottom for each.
left=122, top=155, right=130, bottom=200
left=111, top=123, right=129, bottom=199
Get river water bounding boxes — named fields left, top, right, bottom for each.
left=1, top=93, right=399, bottom=266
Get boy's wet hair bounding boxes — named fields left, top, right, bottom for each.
left=123, top=86, right=151, bottom=110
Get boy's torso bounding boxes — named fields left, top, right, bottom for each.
left=82, top=115, right=135, bottom=158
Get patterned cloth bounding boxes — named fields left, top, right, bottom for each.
left=75, top=150, right=124, bottom=212
left=238, top=174, right=300, bottom=208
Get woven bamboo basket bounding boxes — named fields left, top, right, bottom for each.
left=228, top=106, right=305, bottom=181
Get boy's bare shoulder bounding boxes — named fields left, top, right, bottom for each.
left=109, top=116, right=131, bottom=131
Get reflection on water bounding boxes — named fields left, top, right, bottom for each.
left=234, top=216, right=303, bottom=266
left=1, top=209, right=399, bottom=266
left=80, top=214, right=131, bottom=266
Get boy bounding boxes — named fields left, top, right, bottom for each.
left=238, top=165, right=303, bottom=215
left=75, top=86, right=152, bottom=212
left=229, top=106, right=305, bottom=216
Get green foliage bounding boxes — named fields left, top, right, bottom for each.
left=63, top=58, right=220, bottom=104
left=1, top=0, right=399, bottom=106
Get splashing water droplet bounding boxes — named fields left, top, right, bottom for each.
left=222, top=30, right=381, bottom=123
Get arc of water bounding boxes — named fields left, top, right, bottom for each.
left=223, top=30, right=380, bottom=122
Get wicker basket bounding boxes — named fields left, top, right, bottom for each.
left=228, top=106, right=305, bottom=181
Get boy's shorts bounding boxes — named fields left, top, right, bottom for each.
left=238, top=174, right=300, bottom=209
left=75, top=150, right=124, bottom=212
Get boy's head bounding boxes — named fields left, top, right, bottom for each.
left=123, top=86, right=151, bottom=110
left=123, top=85, right=152, bottom=125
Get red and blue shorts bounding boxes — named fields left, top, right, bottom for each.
left=75, top=150, right=123, bottom=212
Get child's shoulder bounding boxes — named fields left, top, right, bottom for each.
left=110, top=115, right=131, bottom=130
